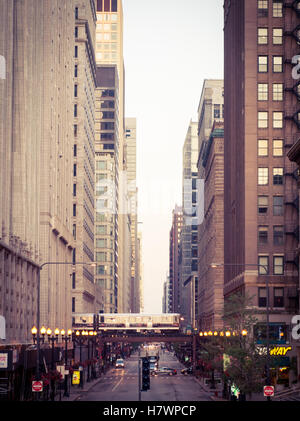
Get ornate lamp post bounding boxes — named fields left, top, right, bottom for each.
left=46, top=328, right=59, bottom=401
left=61, top=328, right=72, bottom=397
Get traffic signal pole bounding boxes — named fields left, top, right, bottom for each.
left=138, top=348, right=141, bottom=401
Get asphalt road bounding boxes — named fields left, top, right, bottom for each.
left=76, top=347, right=212, bottom=402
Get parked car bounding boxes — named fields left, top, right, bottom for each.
left=181, top=367, right=193, bottom=375
left=115, top=358, right=124, bottom=368
left=152, top=367, right=177, bottom=376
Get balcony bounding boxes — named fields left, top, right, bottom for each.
left=285, top=250, right=299, bottom=267
left=284, top=108, right=300, bottom=129
left=285, top=222, right=299, bottom=239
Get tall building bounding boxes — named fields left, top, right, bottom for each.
left=224, top=0, right=299, bottom=383
left=198, top=121, right=225, bottom=331
left=169, top=205, right=183, bottom=314
left=181, top=121, right=199, bottom=329
left=196, top=79, right=224, bottom=330
left=72, top=1, right=98, bottom=317
left=124, top=118, right=140, bottom=312
left=95, top=0, right=132, bottom=313
left=0, top=0, right=76, bottom=343
left=95, top=65, right=120, bottom=313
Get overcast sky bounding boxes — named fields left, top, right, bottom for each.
left=122, top=0, right=224, bottom=313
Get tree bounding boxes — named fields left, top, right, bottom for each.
left=222, top=292, right=267, bottom=399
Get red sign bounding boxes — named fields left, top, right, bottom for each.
left=32, top=380, right=43, bottom=392
left=263, top=385, right=274, bottom=397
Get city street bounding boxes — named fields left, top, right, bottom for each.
left=74, top=348, right=212, bottom=402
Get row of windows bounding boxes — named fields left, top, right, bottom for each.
left=258, top=225, right=284, bottom=245
left=258, top=167, right=284, bottom=185
left=258, top=0, right=283, bottom=18
left=258, top=111, right=283, bottom=128
left=258, top=83, right=284, bottom=101
left=258, top=287, right=284, bottom=308
left=258, top=27, right=284, bottom=45
left=258, top=195, right=283, bottom=215
left=258, top=254, right=284, bottom=275
left=258, top=138, right=283, bottom=156
left=258, top=55, right=284, bottom=73
left=96, top=51, right=118, bottom=61
left=96, top=0, right=118, bottom=13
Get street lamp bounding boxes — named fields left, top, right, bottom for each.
left=46, top=328, right=59, bottom=401
left=61, top=328, right=72, bottom=397
left=35, top=261, right=96, bottom=386
left=211, top=262, right=271, bottom=399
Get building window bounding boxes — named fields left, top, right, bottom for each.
left=273, top=83, right=283, bottom=101
left=258, top=195, right=268, bottom=214
left=74, top=104, right=78, bottom=117
left=96, top=161, right=107, bottom=170
left=273, top=225, right=284, bottom=245
left=72, top=272, right=76, bottom=289
left=273, top=255, right=284, bottom=275
left=258, top=139, right=268, bottom=156
left=214, top=104, right=221, bottom=118
left=74, top=125, right=78, bottom=137
left=273, top=111, right=283, bottom=128
left=103, top=0, right=109, bottom=11
left=258, top=226, right=268, bottom=244
left=258, top=167, right=268, bottom=185
left=75, top=45, right=78, bottom=58
left=258, top=27, right=268, bottom=44
left=258, top=255, right=269, bottom=274
left=96, top=225, right=106, bottom=235
left=73, top=203, right=76, bottom=216
left=273, top=167, right=283, bottom=184
left=273, top=28, right=283, bottom=44
left=258, top=83, right=268, bottom=100
left=75, top=26, right=78, bottom=38
left=258, top=111, right=268, bottom=128
left=274, top=287, right=284, bottom=307
left=75, top=65, right=78, bottom=78
left=97, top=0, right=103, bottom=11
left=273, top=139, right=283, bottom=156
left=273, top=0, right=283, bottom=17
left=72, top=224, right=76, bottom=239
left=258, top=55, right=268, bottom=72
left=258, top=0, right=268, bottom=17
left=96, top=238, right=107, bottom=248
left=273, top=196, right=283, bottom=215
left=73, top=144, right=77, bottom=157
left=75, top=7, right=79, bottom=19
left=273, top=56, right=283, bottom=72
left=74, top=85, right=78, bottom=97
left=258, top=287, right=267, bottom=307
left=73, top=183, right=76, bottom=196
left=72, top=297, right=75, bottom=312
left=73, top=164, right=77, bottom=177
left=111, top=0, right=118, bottom=12
left=96, top=252, right=106, bottom=262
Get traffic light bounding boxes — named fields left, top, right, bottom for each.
left=141, top=357, right=150, bottom=391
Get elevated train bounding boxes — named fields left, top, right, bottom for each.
left=73, top=313, right=181, bottom=333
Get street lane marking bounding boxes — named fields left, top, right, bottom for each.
left=112, top=376, right=124, bottom=392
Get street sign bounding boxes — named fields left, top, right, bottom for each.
left=263, top=385, right=274, bottom=397
left=32, top=381, right=43, bottom=392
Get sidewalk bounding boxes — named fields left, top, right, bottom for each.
left=60, top=374, right=104, bottom=401
left=193, top=376, right=227, bottom=401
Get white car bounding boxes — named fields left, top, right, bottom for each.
left=115, top=358, right=125, bottom=368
